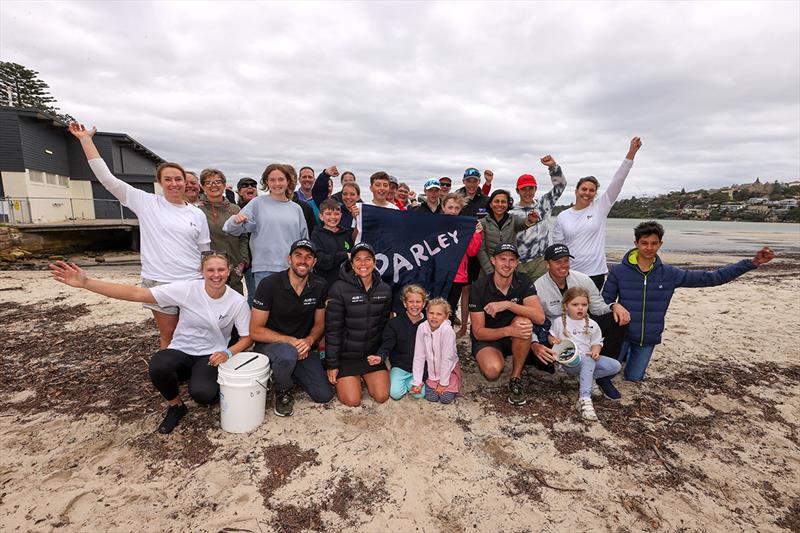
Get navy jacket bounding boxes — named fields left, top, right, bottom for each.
left=377, top=312, right=425, bottom=372
left=310, top=225, right=353, bottom=287
left=603, top=249, right=756, bottom=346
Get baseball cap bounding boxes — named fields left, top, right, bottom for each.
left=351, top=242, right=376, bottom=258
left=290, top=239, right=317, bottom=256
left=544, top=244, right=574, bottom=261
left=516, top=174, right=538, bottom=189
left=463, top=168, right=481, bottom=180
left=237, top=177, right=258, bottom=189
left=424, top=179, right=441, bottom=190
left=492, top=243, right=520, bottom=257
left=388, top=175, right=399, bottom=187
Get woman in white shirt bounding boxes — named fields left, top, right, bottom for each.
left=552, top=137, right=642, bottom=290
left=49, top=253, right=251, bottom=434
left=69, top=123, right=211, bottom=349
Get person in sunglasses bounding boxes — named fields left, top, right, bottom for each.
left=69, top=122, right=211, bottom=350
left=236, top=177, right=259, bottom=208
left=49, top=252, right=251, bottom=434
left=197, top=169, right=249, bottom=295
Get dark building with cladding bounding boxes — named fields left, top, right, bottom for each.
left=0, top=106, right=164, bottom=223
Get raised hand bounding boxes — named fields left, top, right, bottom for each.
left=49, top=260, right=88, bottom=288
left=752, top=246, right=775, bottom=266
left=626, top=137, right=643, bottom=159
left=325, top=165, right=339, bottom=177
left=483, top=170, right=494, bottom=183
left=540, top=155, right=557, bottom=169
left=68, top=122, right=97, bottom=139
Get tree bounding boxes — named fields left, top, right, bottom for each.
left=0, top=62, right=73, bottom=123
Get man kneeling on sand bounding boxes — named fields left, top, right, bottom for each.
left=469, top=243, right=550, bottom=406
left=251, top=240, right=334, bottom=416
left=532, top=243, right=631, bottom=399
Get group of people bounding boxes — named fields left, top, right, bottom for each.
left=51, top=124, right=775, bottom=434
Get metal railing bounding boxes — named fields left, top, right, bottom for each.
left=0, top=196, right=130, bottom=225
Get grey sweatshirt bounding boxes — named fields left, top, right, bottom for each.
left=222, top=194, right=308, bottom=273
left=534, top=269, right=613, bottom=322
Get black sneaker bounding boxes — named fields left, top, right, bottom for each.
left=507, top=377, right=527, bottom=406
left=157, top=403, right=187, bottom=434
left=274, top=390, right=294, bottom=417
left=596, top=377, right=622, bottom=401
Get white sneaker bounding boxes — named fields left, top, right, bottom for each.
left=591, top=383, right=602, bottom=398
left=577, top=397, right=598, bottom=422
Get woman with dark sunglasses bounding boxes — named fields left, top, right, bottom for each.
left=69, top=123, right=211, bottom=350
left=49, top=252, right=251, bottom=434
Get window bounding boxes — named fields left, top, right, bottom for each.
left=46, top=173, right=58, bottom=185
left=58, top=175, right=69, bottom=187
left=29, top=170, right=44, bottom=183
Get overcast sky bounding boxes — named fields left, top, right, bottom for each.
left=2, top=1, right=799, bottom=203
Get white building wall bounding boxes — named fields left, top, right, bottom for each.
left=1, top=170, right=97, bottom=223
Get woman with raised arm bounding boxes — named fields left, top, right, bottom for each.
left=69, top=123, right=211, bottom=348
left=222, top=163, right=308, bottom=296
left=552, top=137, right=643, bottom=290
left=49, top=253, right=252, bottom=434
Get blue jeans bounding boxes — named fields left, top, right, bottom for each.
left=254, top=342, right=333, bottom=403
left=618, top=341, right=656, bottom=382
left=561, top=355, right=621, bottom=398
left=389, top=367, right=425, bottom=400
left=244, top=267, right=256, bottom=306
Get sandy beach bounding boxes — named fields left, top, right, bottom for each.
left=0, top=251, right=798, bottom=532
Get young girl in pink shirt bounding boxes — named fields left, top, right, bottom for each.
left=410, top=298, right=461, bottom=404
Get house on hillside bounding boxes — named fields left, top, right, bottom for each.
left=0, top=107, right=164, bottom=223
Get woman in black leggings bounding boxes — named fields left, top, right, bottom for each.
left=49, top=253, right=251, bottom=434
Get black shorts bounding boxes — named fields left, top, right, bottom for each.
left=337, top=357, right=388, bottom=378
left=471, top=336, right=552, bottom=371
left=467, top=256, right=481, bottom=283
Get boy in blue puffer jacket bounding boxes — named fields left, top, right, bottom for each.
left=602, top=221, right=774, bottom=381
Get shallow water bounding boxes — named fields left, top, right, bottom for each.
left=602, top=219, right=800, bottom=253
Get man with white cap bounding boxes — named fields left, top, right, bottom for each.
left=510, top=155, right=567, bottom=280
left=414, top=179, right=443, bottom=214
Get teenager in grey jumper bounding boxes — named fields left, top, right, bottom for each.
left=223, top=164, right=308, bottom=289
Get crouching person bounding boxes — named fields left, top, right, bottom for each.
left=251, top=240, right=334, bottom=417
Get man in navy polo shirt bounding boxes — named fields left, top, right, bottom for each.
left=251, top=239, right=333, bottom=416
left=469, top=243, right=549, bottom=406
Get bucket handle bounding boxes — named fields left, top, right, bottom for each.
left=256, top=377, right=270, bottom=391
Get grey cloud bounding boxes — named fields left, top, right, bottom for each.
left=1, top=1, right=797, bottom=204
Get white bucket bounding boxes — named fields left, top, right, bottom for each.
left=554, top=338, right=581, bottom=368
left=217, top=351, right=272, bottom=434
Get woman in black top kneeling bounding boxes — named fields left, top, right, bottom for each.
left=324, top=243, right=392, bottom=407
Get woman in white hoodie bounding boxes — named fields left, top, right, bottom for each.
left=410, top=298, right=460, bottom=404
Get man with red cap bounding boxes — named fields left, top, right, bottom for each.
left=510, top=155, right=567, bottom=280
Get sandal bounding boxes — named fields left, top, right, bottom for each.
left=577, top=397, right=598, bottom=422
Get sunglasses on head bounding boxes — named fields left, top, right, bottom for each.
left=201, top=250, right=229, bottom=258
left=464, top=169, right=480, bottom=178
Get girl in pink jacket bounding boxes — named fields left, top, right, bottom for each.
left=410, top=298, right=461, bottom=404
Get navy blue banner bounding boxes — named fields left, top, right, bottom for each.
left=361, top=205, right=476, bottom=309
